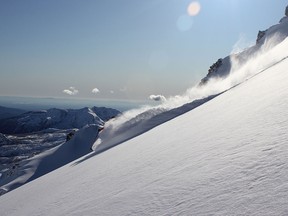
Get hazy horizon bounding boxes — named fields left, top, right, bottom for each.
left=0, top=95, right=154, bottom=111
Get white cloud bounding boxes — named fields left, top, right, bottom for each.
left=110, top=90, right=114, bottom=94
left=149, top=94, right=167, bottom=102
left=92, top=88, right=100, bottom=94
left=63, top=87, right=79, bottom=96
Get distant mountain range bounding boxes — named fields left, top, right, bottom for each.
left=0, top=106, right=120, bottom=134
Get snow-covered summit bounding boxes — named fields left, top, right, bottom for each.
left=0, top=106, right=120, bottom=134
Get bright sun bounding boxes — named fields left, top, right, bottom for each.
left=187, top=1, right=201, bottom=16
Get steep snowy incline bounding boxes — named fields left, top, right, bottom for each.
left=1, top=42, right=288, bottom=215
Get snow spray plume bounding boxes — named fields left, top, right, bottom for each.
left=231, top=34, right=254, bottom=55
left=94, top=34, right=288, bottom=151
left=219, top=33, right=287, bottom=90
left=179, top=33, right=288, bottom=108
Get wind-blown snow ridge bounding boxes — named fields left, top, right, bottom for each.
left=94, top=17, right=288, bottom=153
left=91, top=32, right=288, bottom=156
left=76, top=93, right=222, bottom=163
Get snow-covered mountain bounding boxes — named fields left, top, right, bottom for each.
left=0, top=106, right=120, bottom=134
left=1, top=5, right=288, bottom=216
left=0, top=106, right=120, bottom=194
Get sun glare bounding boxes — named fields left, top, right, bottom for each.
left=187, top=1, right=201, bottom=16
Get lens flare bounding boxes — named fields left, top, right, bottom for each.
left=187, top=1, right=201, bottom=16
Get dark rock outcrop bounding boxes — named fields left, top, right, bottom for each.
left=208, top=58, right=223, bottom=75
left=256, top=30, right=266, bottom=44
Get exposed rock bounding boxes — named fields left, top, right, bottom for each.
left=207, top=58, right=223, bottom=75
left=66, top=130, right=76, bottom=142
left=200, top=58, right=223, bottom=85
left=285, top=5, right=288, bottom=17
left=256, top=30, right=266, bottom=44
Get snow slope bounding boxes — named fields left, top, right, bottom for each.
left=1, top=36, right=288, bottom=215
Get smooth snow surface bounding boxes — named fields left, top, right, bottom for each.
left=1, top=37, right=288, bottom=215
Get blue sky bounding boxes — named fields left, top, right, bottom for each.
left=0, top=0, right=287, bottom=101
